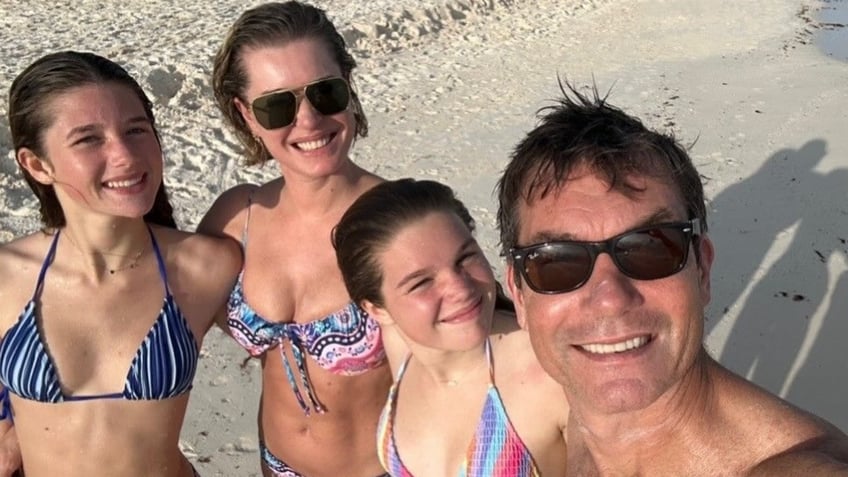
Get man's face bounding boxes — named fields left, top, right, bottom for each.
left=506, top=168, right=714, bottom=415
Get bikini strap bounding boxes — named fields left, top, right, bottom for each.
left=396, top=354, right=413, bottom=381
left=31, top=231, right=61, bottom=300
left=485, top=337, right=495, bottom=384
left=0, top=387, right=12, bottom=421
left=240, top=193, right=254, bottom=247
left=147, top=225, right=171, bottom=297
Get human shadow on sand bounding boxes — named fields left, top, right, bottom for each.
left=707, top=138, right=848, bottom=430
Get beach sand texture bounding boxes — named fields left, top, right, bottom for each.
left=1, top=0, right=846, bottom=475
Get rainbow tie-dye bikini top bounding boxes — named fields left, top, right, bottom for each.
left=376, top=339, right=540, bottom=477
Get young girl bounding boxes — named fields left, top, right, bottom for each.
left=0, top=51, right=241, bottom=476
left=333, top=179, right=569, bottom=477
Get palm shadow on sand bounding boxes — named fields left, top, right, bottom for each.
left=707, top=138, right=848, bottom=430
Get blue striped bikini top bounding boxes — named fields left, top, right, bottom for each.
left=0, top=226, right=198, bottom=402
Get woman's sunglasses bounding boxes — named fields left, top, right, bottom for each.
left=509, top=219, right=702, bottom=294
left=250, top=77, right=350, bottom=130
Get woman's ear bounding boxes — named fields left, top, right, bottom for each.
left=361, top=300, right=395, bottom=326
left=17, top=148, right=54, bottom=185
left=234, top=97, right=261, bottom=134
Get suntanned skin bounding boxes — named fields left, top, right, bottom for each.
left=376, top=312, right=569, bottom=477
left=200, top=178, right=392, bottom=477
left=363, top=211, right=568, bottom=477
left=0, top=398, right=20, bottom=476
left=0, top=81, right=241, bottom=477
left=197, top=38, right=393, bottom=477
left=507, top=168, right=848, bottom=477
left=0, top=226, right=240, bottom=477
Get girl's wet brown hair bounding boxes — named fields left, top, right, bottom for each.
left=333, top=178, right=513, bottom=311
left=7, top=50, right=175, bottom=230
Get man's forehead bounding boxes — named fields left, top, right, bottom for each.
left=521, top=166, right=683, bottom=204
left=515, top=172, right=686, bottom=237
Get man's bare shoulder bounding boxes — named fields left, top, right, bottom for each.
left=713, top=364, right=848, bottom=475
left=750, top=440, right=848, bottom=476
left=751, top=409, right=848, bottom=475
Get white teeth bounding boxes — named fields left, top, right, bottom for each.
left=581, top=336, right=649, bottom=355
left=104, top=176, right=143, bottom=188
left=297, top=136, right=330, bottom=151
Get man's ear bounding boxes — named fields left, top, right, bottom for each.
left=506, top=263, right=528, bottom=330
left=361, top=300, right=395, bottom=326
left=17, top=148, right=54, bottom=185
left=695, top=234, right=715, bottom=305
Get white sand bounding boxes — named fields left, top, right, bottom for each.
left=1, top=0, right=846, bottom=474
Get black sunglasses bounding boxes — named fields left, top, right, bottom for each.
left=510, top=219, right=702, bottom=294
left=250, top=77, right=350, bottom=130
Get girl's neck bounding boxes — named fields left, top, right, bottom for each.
left=410, top=339, right=490, bottom=388
left=59, top=218, right=151, bottom=278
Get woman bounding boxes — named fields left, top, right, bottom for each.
left=0, top=51, right=241, bottom=476
left=333, top=179, right=569, bottom=477
left=199, top=2, right=392, bottom=476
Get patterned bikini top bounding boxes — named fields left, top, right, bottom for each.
left=0, top=226, right=198, bottom=403
left=226, top=197, right=385, bottom=415
left=376, top=339, right=541, bottom=477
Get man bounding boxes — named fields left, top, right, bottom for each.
left=498, top=82, right=848, bottom=476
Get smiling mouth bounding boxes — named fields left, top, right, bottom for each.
left=439, top=296, right=483, bottom=324
left=103, top=174, right=145, bottom=189
left=578, top=335, right=651, bottom=355
left=295, top=134, right=334, bottom=151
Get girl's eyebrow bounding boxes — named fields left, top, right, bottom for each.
left=396, top=268, right=429, bottom=290
left=66, top=116, right=149, bottom=140
left=395, top=237, right=476, bottom=289
left=66, top=123, right=98, bottom=140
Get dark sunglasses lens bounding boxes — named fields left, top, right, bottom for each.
left=523, top=244, right=593, bottom=293
left=305, top=78, right=350, bottom=115
left=615, top=227, right=688, bottom=279
left=253, top=91, right=297, bottom=129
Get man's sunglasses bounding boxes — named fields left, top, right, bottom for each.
left=250, top=77, right=350, bottom=130
left=509, top=219, right=702, bottom=294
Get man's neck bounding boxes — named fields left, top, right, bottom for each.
left=568, top=353, right=721, bottom=475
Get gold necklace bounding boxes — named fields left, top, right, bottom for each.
left=108, top=248, right=145, bottom=274
left=62, top=232, right=147, bottom=275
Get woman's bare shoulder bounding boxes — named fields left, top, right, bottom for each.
left=197, top=182, right=263, bottom=238
left=152, top=226, right=242, bottom=282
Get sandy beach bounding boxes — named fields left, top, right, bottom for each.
left=1, top=0, right=846, bottom=475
